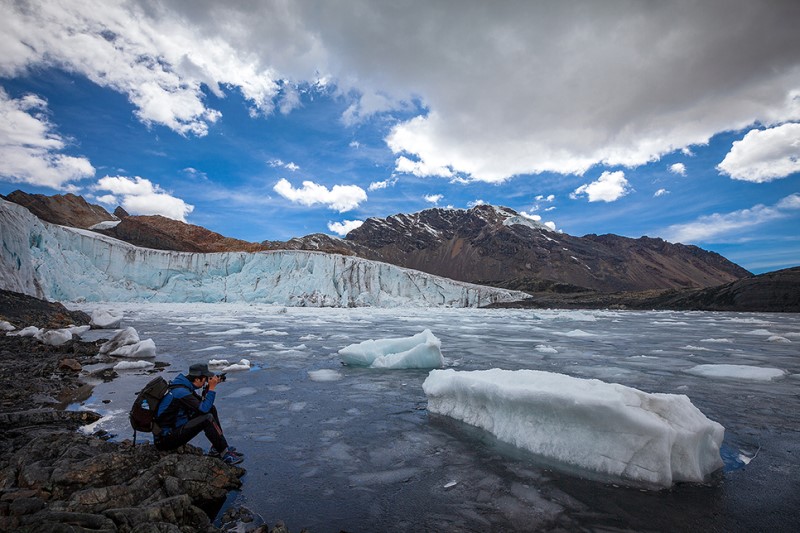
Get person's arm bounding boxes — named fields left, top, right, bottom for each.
left=176, top=385, right=216, bottom=415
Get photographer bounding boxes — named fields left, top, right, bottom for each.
left=153, top=363, right=243, bottom=465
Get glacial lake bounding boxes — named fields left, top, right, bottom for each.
left=74, top=304, right=800, bottom=532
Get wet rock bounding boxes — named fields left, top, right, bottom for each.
left=59, top=358, right=82, bottom=371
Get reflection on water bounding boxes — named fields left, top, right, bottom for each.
left=77, top=305, right=800, bottom=532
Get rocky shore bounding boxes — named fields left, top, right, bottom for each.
left=0, top=290, right=302, bottom=532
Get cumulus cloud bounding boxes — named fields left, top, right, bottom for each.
left=717, top=123, right=800, bottom=182
left=2, top=1, right=799, bottom=181
left=571, top=171, right=631, bottom=203
left=424, top=194, right=443, bottom=205
left=368, top=177, right=397, bottom=191
left=327, top=219, right=363, bottom=236
left=669, top=163, right=687, bottom=176
left=273, top=178, right=367, bottom=212
left=661, top=193, right=800, bottom=243
left=94, top=176, right=194, bottom=221
left=467, top=199, right=486, bottom=208
left=0, top=89, right=94, bottom=188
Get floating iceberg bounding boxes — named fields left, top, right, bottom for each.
left=222, top=358, right=251, bottom=372
left=113, top=360, right=155, bottom=371
left=339, top=329, right=444, bottom=369
left=686, top=364, right=786, bottom=381
left=422, top=368, right=724, bottom=488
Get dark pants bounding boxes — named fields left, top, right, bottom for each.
left=154, top=407, right=228, bottom=452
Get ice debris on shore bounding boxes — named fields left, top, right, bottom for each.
left=113, top=360, right=156, bottom=371
left=99, top=327, right=156, bottom=358
left=5, top=324, right=90, bottom=346
left=422, top=368, right=725, bottom=488
left=0, top=320, right=14, bottom=331
left=339, top=329, right=444, bottom=369
left=90, top=309, right=123, bottom=329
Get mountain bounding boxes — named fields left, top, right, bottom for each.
left=0, top=198, right=526, bottom=308
left=3, top=191, right=750, bottom=293
left=4, top=190, right=116, bottom=229
left=488, top=267, right=800, bottom=313
left=336, top=205, right=750, bottom=292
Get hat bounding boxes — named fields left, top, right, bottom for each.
left=187, top=363, right=214, bottom=378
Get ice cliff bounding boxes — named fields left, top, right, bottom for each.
left=0, top=199, right=527, bottom=307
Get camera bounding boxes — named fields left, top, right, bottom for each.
left=217, top=373, right=227, bottom=382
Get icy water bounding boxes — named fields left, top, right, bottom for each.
left=75, top=305, right=800, bottom=532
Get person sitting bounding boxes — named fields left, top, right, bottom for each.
left=154, top=363, right=243, bottom=465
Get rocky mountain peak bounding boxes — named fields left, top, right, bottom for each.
left=3, top=190, right=115, bottom=229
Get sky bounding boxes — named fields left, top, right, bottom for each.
left=0, top=0, right=799, bottom=274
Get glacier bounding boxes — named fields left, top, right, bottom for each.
left=0, top=199, right=528, bottom=307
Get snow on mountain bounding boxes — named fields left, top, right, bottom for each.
left=0, top=199, right=527, bottom=307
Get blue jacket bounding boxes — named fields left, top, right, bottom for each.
left=155, top=373, right=217, bottom=435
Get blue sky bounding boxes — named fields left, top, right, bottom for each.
left=1, top=1, right=799, bottom=274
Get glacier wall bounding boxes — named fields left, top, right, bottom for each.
left=0, top=199, right=528, bottom=307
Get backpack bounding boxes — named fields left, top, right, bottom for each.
left=130, top=376, right=171, bottom=439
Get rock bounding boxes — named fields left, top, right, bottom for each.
left=59, top=358, right=82, bottom=372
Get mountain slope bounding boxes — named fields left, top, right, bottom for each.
left=339, top=205, right=750, bottom=292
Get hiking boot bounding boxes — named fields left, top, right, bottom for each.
left=222, top=451, right=244, bottom=465
left=209, top=446, right=244, bottom=458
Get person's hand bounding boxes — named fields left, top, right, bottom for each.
left=208, top=375, right=222, bottom=390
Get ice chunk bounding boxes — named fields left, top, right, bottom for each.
left=308, top=369, right=344, bottom=382
left=535, top=345, right=558, bottom=354
left=222, top=358, right=251, bottom=371
left=8, top=326, right=39, bottom=337
left=113, top=360, right=155, bottom=371
left=99, top=327, right=139, bottom=354
left=686, top=364, right=786, bottom=381
left=339, top=329, right=444, bottom=369
left=767, top=335, right=791, bottom=344
left=422, top=368, right=725, bottom=488
left=208, top=359, right=229, bottom=366
left=109, top=338, right=157, bottom=358
left=34, top=328, right=73, bottom=346
left=90, top=309, right=123, bottom=329
left=0, top=320, right=15, bottom=331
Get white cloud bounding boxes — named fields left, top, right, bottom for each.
left=654, top=188, right=670, bottom=197
left=327, top=219, right=363, bottom=236
left=519, top=211, right=541, bottom=221
left=2, top=1, right=799, bottom=180
left=368, top=178, right=397, bottom=191
left=717, top=123, right=800, bottom=182
left=94, top=176, right=194, bottom=221
left=273, top=178, right=367, bottom=212
left=535, top=194, right=555, bottom=202
left=268, top=159, right=299, bottom=171
left=669, top=163, right=687, bottom=176
left=0, top=88, right=94, bottom=188
left=661, top=193, right=800, bottom=243
left=394, top=155, right=453, bottom=178
left=571, top=171, right=631, bottom=203
left=467, top=199, right=486, bottom=208
left=424, top=194, right=443, bottom=204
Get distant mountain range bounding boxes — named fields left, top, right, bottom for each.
left=5, top=189, right=749, bottom=292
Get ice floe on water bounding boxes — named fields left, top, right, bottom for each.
left=767, top=335, right=791, bottom=343
left=99, top=327, right=156, bottom=358
left=308, top=369, right=344, bottom=382
left=535, top=344, right=559, bottom=354
left=113, top=360, right=155, bottom=371
left=90, top=309, right=123, bottom=329
left=423, top=368, right=725, bottom=488
left=686, top=364, right=787, bottom=381
left=339, top=329, right=444, bottom=369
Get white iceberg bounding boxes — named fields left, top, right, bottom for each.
left=422, top=368, right=725, bottom=488
left=99, top=327, right=156, bottom=358
left=8, top=326, right=39, bottom=337
left=109, top=338, right=157, bottom=358
left=222, top=358, right=251, bottom=372
left=34, top=328, right=74, bottom=346
left=686, top=364, right=786, bottom=381
left=339, top=329, right=444, bottom=369
left=91, top=309, right=123, bottom=329
left=113, top=360, right=155, bottom=371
